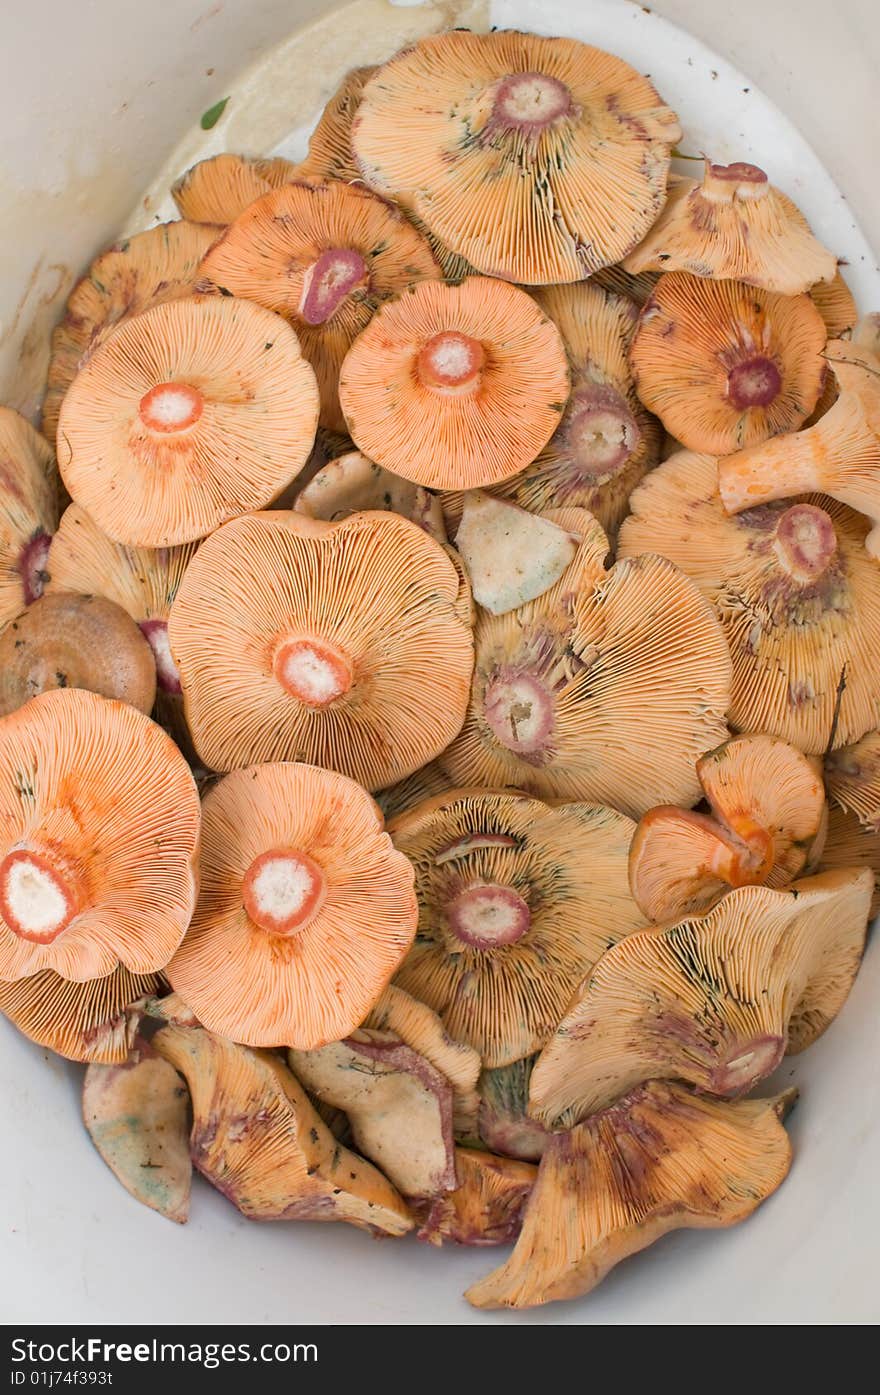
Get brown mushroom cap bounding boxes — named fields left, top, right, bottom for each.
left=629, top=733, right=827, bottom=922
left=57, top=295, right=319, bottom=547
left=339, top=276, right=570, bottom=491
left=171, top=153, right=298, bottom=224
left=440, top=505, right=731, bottom=816
left=168, top=509, right=473, bottom=787
left=167, top=761, right=416, bottom=1048
left=623, top=162, right=837, bottom=293
left=83, top=1047, right=191, bottom=1223
left=629, top=274, right=827, bottom=455
left=485, top=282, right=662, bottom=539
left=389, top=788, right=642, bottom=1066
left=467, top=1082, right=795, bottom=1309
left=0, top=592, right=157, bottom=717
left=0, top=407, right=58, bottom=631
left=295, top=450, right=446, bottom=543
left=416, top=1147, right=536, bottom=1248
left=352, top=31, right=680, bottom=284
left=145, top=997, right=413, bottom=1234
left=199, top=179, right=441, bottom=433
left=822, top=731, right=880, bottom=914
left=0, top=689, right=200, bottom=984
left=0, top=963, right=160, bottom=1063
left=41, top=220, right=222, bottom=445
left=529, top=869, right=872, bottom=1129
left=618, top=451, right=880, bottom=752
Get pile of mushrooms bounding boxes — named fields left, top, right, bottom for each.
left=1, top=25, right=878, bottom=1312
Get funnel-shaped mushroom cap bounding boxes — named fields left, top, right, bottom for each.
left=41, top=220, right=222, bottom=445
left=352, top=30, right=680, bottom=284
left=623, top=162, right=837, bottom=293
left=199, top=179, right=440, bottom=433
left=0, top=963, right=160, bottom=1063
left=289, top=1028, right=457, bottom=1199
left=718, top=342, right=880, bottom=556
left=630, top=274, right=826, bottom=455
left=478, top=1055, right=553, bottom=1162
left=0, top=689, right=199, bottom=983
left=617, top=451, right=880, bottom=752
left=529, top=869, right=872, bottom=1129
left=441, top=505, right=731, bottom=816
left=83, top=1048, right=191, bottom=1223
left=417, top=1147, right=536, bottom=1248
left=630, top=734, right=827, bottom=922
left=171, top=153, right=297, bottom=224
left=490, top=282, right=662, bottom=539
left=389, top=788, right=642, bottom=1066
left=297, top=66, right=377, bottom=183
left=167, top=762, right=416, bottom=1048
left=0, top=593, right=157, bottom=717
left=145, top=1000, right=413, bottom=1233
left=57, top=295, right=319, bottom=547
left=0, top=408, right=58, bottom=630
left=339, top=277, right=569, bottom=490
left=455, top=492, right=577, bottom=616
left=467, top=1082, right=794, bottom=1309
left=822, top=732, right=880, bottom=914
left=295, top=450, right=446, bottom=542
left=376, top=761, right=451, bottom=824
left=168, top=509, right=473, bottom=786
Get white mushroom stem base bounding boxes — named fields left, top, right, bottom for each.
left=0, top=847, right=81, bottom=944
left=242, top=848, right=326, bottom=937
left=447, top=882, right=531, bottom=949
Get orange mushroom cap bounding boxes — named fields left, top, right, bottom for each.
left=171, top=152, right=298, bottom=224
left=56, top=295, right=319, bottom=547
left=441, top=505, right=731, bottom=817
left=167, top=761, right=417, bottom=1048
left=339, top=276, right=569, bottom=491
left=198, top=178, right=441, bottom=433
left=0, top=963, right=159, bottom=1063
left=623, top=162, right=837, bottom=293
left=0, top=407, right=58, bottom=630
left=389, top=788, right=643, bottom=1067
left=618, top=451, right=880, bottom=752
left=352, top=31, right=680, bottom=284
left=168, top=508, right=473, bottom=788
left=41, top=220, right=222, bottom=445
left=0, top=688, right=199, bottom=983
left=489, top=281, right=661, bottom=539
left=629, top=273, right=827, bottom=455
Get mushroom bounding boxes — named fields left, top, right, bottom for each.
left=144, top=996, right=413, bottom=1234
left=199, top=179, right=441, bottom=433
left=352, top=31, right=680, bottom=284
left=46, top=503, right=198, bottom=744
left=0, top=593, right=157, bottom=717
left=166, top=761, right=416, bottom=1048
left=167, top=509, right=474, bottom=787
left=591, top=264, right=659, bottom=308
left=83, top=1045, right=192, bottom=1223
left=822, top=731, right=880, bottom=914
left=57, top=295, right=319, bottom=548
left=853, top=312, right=880, bottom=357
left=623, top=162, right=837, bottom=293
left=810, top=272, right=857, bottom=339
left=389, top=788, right=643, bottom=1066
left=529, top=869, right=872, bottom=1129
left=416, top=1148, right=536, bottom=1248
left=454, top=492, right=577, bottom=615
left=296, top=66, right=377, bottom=184
left=486, top=281, right=662, bottom=540
left=0, top=407, right=58, bottom=631
left=0, top=964, right=160, bottom=1063
left=41, top=220, right=222, bottom=445
left=294, top=450, right=446, bottom=543
left=467, top=1081, right=795, bottom=1309
left=617, top=450, right=880, bottom=752
left=171, top=152, right=297, bottom=224
left=629, top=733, right=827, bottom=922
left=440, top=506, right=731, bottom=816
left=375, top=761, right=451, bottom=823
left=289, top=1028, right=457, bottom=1199
left=629, top=273, right=827, bottom=455
left=0, top=688, right=200, bottom=984
left=477, top=1056, right=553, bottom=1162
left=718, top=342, right=880, bottom=556
left=339, top=276, right=570, bottom=490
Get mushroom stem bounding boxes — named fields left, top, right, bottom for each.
left=0, top=846, right=83, bottom=944
left=19, top=531, right=52, bottom=606
left=242, top=848, right=327, bottom=937
left=272, top=636, right=353, bottom=707
left=726, top=356, right=783, bottom=410
left=417, top=332, right=486, bottom=394
left=772, top=504, right=839, bottom=584
left=138, top=382, right=204, bottom=433
left=489, top=72, right=575, bottom=133
left=702, top=161, right=770, bottom=203
left=483, top=670, right=555, bottom=757
left=298, top=248, right=368, bottom=326
left=710, top=1036, right=786, bottom=1095
left=447, top=883, right=532, bottom=950
left=139, top=619, right=182, bottom=695
left=564, top=383, right=642, bottom=483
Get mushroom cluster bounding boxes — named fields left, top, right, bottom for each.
left=1, top=24, right=877, bottom=1315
